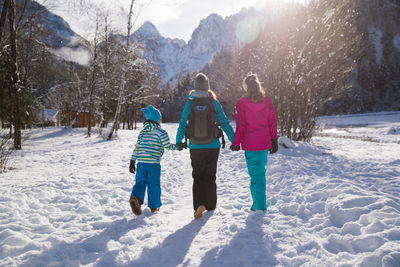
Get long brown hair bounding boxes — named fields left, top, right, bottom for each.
left=243, top=74, right=265, bottom=103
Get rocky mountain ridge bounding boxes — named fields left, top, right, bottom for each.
left=131, top=12, right=243, bottom=84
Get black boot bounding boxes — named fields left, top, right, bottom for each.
left=129, top=196, right=142, bottom=215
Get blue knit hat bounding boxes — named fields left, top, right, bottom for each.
left=141, top=105, right=161, bottom=122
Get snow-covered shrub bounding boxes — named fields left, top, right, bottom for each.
left=278, top=136, right=295, bottom=149
left=388, top=126, right=400, bottom=135
left=214, top=0, right=361, bottom=141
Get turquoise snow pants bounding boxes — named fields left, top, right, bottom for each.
left=130, top=162, right=161, bottom=209
left=245, top=150, right=269, bottom=211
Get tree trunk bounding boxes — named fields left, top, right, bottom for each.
left=107, top=81, right=125, bottom=140
left=0, top=0, right=10, bottom=42
left=107, top=0, right=135, bottom=140
left=123, top=106, right=128, bottom=130
left=127, top=108, right=131, bottom=130
left=134, top=109, right=137, bottom=130
left=9, top=0, right=21, bottom=149
left=87, top=22, right=99, bottom=137
left=87, top=86, right=94, bottom=136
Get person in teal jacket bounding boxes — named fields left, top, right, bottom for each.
left=176, top=73, right=234, bottom=219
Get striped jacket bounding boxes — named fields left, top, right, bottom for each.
left=131, top=121, right=176, bottom=164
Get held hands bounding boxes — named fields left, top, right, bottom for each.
left=230, top=144, right=240, bottom=151
left=270, top=139, right=278, bottom=154
left=176, top=142, right=187, bottom=151
left=176, top=143, right=183, bottom=151
left=129, top=160, right=136, bottom=174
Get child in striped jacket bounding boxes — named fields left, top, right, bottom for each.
left=129, top=105, right=176, bottom=216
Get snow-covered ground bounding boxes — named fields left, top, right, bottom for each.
left=1, top=112, right=399, bottom=266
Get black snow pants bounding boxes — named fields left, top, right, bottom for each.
left=189, top=148, right=220, bottom=211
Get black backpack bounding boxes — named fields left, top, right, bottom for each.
left=185, top=97, right=225, bottom=147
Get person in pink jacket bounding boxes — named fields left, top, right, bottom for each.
left=230, top=73, right=278, bottom=211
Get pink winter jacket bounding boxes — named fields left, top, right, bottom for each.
left=233, top=97, right=278, bottom=151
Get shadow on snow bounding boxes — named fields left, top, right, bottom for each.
left=20, top=217, right=144, bottom=267
left=115, top=213, right=212, bottom=267
left=198, top=212, right=279, bottom=267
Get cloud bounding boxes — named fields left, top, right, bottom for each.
left=51, top=46, right=91, bottom=65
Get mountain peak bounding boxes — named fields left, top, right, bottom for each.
left=136, top=21, right=160, bottom=37
left=200, top=13, right=224, bottom=25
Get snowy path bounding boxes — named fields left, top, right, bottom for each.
left=1, top=113, right=400, bottom=266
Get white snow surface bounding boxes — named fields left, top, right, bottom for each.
left=1, top=112, right=400, bottom=266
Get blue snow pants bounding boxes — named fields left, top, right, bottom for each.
left=245, top=150, right=269, bottom=211
left=130, top=162, right=161, bottom=209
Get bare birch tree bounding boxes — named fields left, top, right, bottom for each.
left=106, top=0, right=135, bottom=140
left=87, top=16, right=101, bottom=137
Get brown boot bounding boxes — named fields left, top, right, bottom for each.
left=150, top=208, right=160, bottom=213
left=194, top=205, right=206, bottom=219
left=129, top=196, right=142, bottom=215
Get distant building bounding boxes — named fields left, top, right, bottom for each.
left=63, top=111, right=95, bottom=128
left=40, top=109, right=60, bottom=127
left=39, top=109, right=95, bottom=128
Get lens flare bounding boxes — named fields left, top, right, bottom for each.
left=235, top=17, right=260, bottom=44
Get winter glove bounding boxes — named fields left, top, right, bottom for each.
left=176, top=142, right=184, bottom=151
left=129, top=160, right=136, bottom=174
left=270, top=139, right=278, bottom=154
left=230, top=144, right=240, bottom=151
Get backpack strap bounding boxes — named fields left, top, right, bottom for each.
left=184, top=132, right=188, bottom=149
left=183, top=99, right=195, bottom=149
left=221, top=133, right=225, bottom=149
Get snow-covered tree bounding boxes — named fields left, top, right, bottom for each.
left=225, top=0, right=361, bottom=141
left=283, top=0, right=361, bottom=140
left=1, top=0, right=74, bottom=146
left=105, top=0, right=160, bottom=139
left=5, top=0, right=22, bottom=149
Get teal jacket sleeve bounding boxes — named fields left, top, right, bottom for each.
left=176, top=100, right=191, bottom=143
left=213, top=100, right=234, bottom=143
